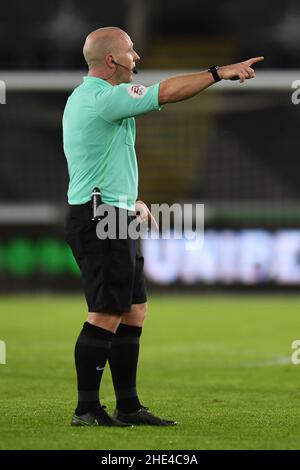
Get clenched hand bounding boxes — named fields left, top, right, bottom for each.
left=135, top=200, right=159, bottom=231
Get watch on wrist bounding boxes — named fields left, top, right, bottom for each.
left=208, top=65, right=222, bottom=82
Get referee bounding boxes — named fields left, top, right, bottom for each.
left=63, top=26, right=263, bottom=427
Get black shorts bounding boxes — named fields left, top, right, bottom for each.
left=64, top=202, right=147, bottom=314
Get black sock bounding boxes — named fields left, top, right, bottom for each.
left=108, top=323, right=143, bottom=413
left=74, top=321, right=114, bottom=415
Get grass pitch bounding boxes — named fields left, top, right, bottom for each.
left=1, top=294, right=300, bottom=450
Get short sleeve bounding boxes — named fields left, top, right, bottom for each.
left=95, top=83, right=161, bottom=122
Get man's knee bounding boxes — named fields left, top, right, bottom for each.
left=133, top=302, right=148, bottom=321
left=87, top=312, right=122, bottom=333
left=121, top=302, right=148, bottom=326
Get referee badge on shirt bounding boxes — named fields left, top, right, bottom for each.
left=127, top=85, right=148, bottom=99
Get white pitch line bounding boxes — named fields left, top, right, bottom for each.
left=240, top=356, right=291, bottom=367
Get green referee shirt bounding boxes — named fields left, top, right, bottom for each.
left=63, top=76, right=161, bottom=210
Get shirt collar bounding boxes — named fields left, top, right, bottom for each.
left=83, top=76, right=113, bottom=88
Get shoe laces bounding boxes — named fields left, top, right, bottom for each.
left=94, top=405, right=107, bottom=414
left=94, top=405, right=112, bottom=423
left=140, top=405, right=149, bottom=411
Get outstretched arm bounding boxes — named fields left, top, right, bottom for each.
left=158, top=56, right=264, bottom=105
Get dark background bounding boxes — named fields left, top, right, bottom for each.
left=0, top=0, right=300, bottom=289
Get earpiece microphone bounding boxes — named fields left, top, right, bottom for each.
left=112, top=60, right=138, bottom=74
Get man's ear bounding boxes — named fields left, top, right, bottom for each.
left=106, top=54, right=115, bottom=69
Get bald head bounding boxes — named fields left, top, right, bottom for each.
left=83, top=27, right=129, bottom=70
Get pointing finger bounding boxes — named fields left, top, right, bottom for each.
left=244, top=56, right=264, bottom=66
